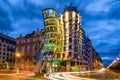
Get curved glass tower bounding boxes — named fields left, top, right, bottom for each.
left=35, top=9, right=62, bottom=73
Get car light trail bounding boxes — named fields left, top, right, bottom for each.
left=44, top=71, right=98, bottom=80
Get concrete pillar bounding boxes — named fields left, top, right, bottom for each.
left=66, top=61, right=71, bottom=71
left=75, top=61, right=77, bottom=66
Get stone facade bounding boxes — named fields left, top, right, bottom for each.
left=15, top=29, right=44, bottom=70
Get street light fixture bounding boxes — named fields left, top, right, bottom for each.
left=15, top=52, right=21, bottom=58
left=15, top=52, right=21, bottom=74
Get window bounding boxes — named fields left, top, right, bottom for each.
left=25, top=39, right=27, bottom=43
left=35, top=44, right=38, bottom=50
left=74, top=46, right=78, bottom=52
left=7, top=45, right=9, bottom=48
left=69, top=13, right=72, bottom=20
left=47, top=27, right=49, bottom=32
left=30, top=45, right=32, bottom=51
left=74, top=54, right=78, bottom=59
left=69, top=38, right=72, bottom=43
left=69, top=45, right=72, bottom=50
left=50, top=26, right=53, bottom=31
left=30, top=38, right=33, bottom=42
left=57, top=53, right=60, bottom=58
left=19, top=40, right=21, bottom=44
left=3, top=48, right=5, bottom=51
left=63, top=47, right=66, bottom=51
left=25, top=46, right=27, bottom=54
left=54, top=27, right=57, bottom=31
left=3, top=53, right=5, bottom=55
left=74, top=39, right=77, bottom=45
left=49, top=40, right=52, bottom=43
left=4, top=44, right=6, bottom=47
left=0, top=43, right=2, bottom=46
left=64, top=42, right=66, bottom=45
left=69, top=52, right=72, bottom=57
left=3, top=57, right=5, bottom=59
left=50, top=33, right=52, bottom=37
left=62, top=53, right=65, bottom=58
left=74, top=24, right=77, bottom=29
left=71, top=62, right=75, bottom=66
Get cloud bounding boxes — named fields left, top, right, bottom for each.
left=0, top=0, right=120, bottom=67
left=102, top=57, right=114, bottom=60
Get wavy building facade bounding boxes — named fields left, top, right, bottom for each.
left=35, top=5, right=103, bottom=73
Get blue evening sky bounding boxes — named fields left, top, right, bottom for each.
left=0, top=0, right=120, bottom=67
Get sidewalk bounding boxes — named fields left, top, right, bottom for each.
left=0, top=69, right=48, bottom=80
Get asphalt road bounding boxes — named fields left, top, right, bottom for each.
left=0, top=74, right=47, bottom=80
left=45, top=69, right=120, bottom=80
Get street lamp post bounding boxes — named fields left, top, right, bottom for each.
left=15, top=52, right=21, bottom=74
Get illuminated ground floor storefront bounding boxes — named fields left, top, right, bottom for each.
left=0, top=63, right=14, bottom=69
left=42, top=60, right=89, bottom=73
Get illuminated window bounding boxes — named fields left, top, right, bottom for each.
left=69, top=13, right=72, bottom=20
left=54, top=27, right=57, bottom=31
left=50, top=26, right=53, bottom=31
left=57, top=53, right=60, bottom=58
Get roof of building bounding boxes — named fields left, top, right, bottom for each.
left=0, top=32, right=15, bottom=42
left=17, top=29, right=44, bottom=39
left=24, top=31, right=35, bottom=38
left=64, top=4, right=77, bottom=12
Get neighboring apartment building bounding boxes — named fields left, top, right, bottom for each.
left=0, top=33, right=16, bottom=69
left=15, top=29, right=44, bottom=70
left=60, top=5, right=103, bottom=71
left=60, top=6, right=84, bottom=71
left=92, top=48, right=103, bottom=70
